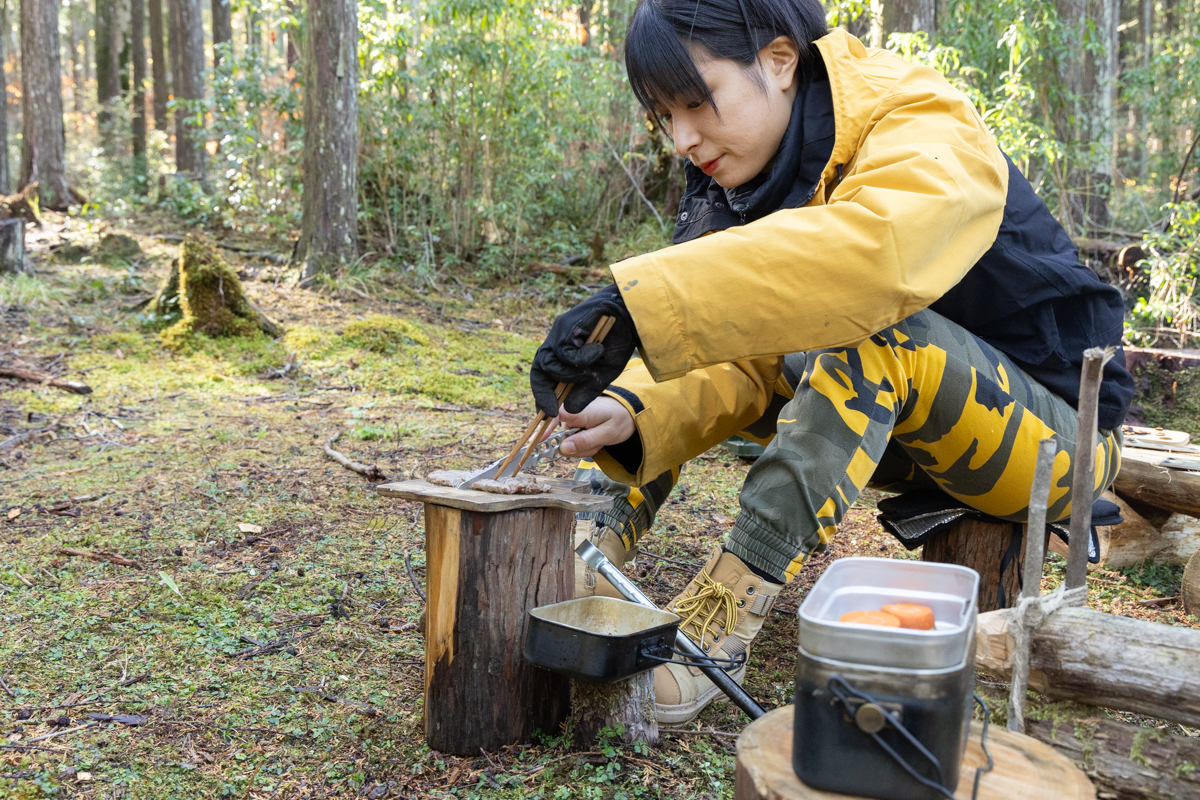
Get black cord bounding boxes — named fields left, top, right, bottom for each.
left=639, top=645, right=747, bottom=672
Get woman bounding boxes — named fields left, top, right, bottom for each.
left=530, top=0, right=1131, bottom=725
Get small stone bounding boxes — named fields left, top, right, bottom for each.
left=58, top=765, right=77, bottom=778
left=269, top=545, right=280, bottom=554
left=297, top=568, right=305, bottom=577
left=54, top=715, right=71, bottom=727
left=15, top=709, right=31, bottom=720
left=174, top=547, right=183, bottom=556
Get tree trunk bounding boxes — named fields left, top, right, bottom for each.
left=95, top=0, right=117, bottom=136
left=975, top=606, right=1200, bottom=729
left=579, top=1, right=592, bottom=47
left=869, top=0, right=936, bottom=48
left=130, top=0, right=145, bottom=187
left=1054, top=0, right=1119, bottom=234
left=0, top=1, right=10, bottom=196
left=167, top=0, right=180, bottom=99
left=210, top=0, right=230, bottom=68
left=290, top=0, right=358, bottom=281
left=19, top=0, right=70, bottom=208
left=171, top=0, right=205, bottom=177
left=1112, top=447, right=1200, bottom=517
left=67, top=1, right=83, bottom=113
left=285, top=0, right=298, bottom=78
left=147, top=0, right=168, bottom=129
left=570, top=672, right=657, bottom=749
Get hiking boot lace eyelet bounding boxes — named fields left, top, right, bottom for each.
left=746, top=586, right=755, bottom=595
left=737, top=599, right=745, bottom=607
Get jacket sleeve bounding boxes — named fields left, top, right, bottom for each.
left=592, top=356, right=782, bottom=486
left=610, top=88, right=1009, bottom=381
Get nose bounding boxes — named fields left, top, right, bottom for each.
left=672, top=118, right=701, bottom=157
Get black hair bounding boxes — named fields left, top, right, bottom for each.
left=625, top=0, right=828, bottom=127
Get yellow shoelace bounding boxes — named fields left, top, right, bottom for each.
left=672, top=571, right=738, bottom=647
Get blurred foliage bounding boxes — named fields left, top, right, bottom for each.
left=51, top=0, right=1200, bottom=345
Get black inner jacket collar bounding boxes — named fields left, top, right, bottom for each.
left=672, top=68, right=836, bottom=245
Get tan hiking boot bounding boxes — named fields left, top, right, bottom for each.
left=654, top=546, right=782, bottom=725
left=573, top=519, right=637, bottom=599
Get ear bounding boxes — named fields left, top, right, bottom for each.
left=759, top=36, right=800, bottom=93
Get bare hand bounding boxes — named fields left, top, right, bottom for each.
left=555, top=397, right=635, bottom=458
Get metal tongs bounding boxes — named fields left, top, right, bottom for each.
left=457, top=427, right=581, bottom=489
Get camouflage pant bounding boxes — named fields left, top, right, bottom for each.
left=576, top=309, right=1122, bottom=583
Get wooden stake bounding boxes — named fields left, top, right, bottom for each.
left=1008, top=437, right=1057, bottom=734
left=1066, top=347, right=1114, bottom=590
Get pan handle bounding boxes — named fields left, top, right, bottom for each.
left=639, top=644, right=747, bottom=672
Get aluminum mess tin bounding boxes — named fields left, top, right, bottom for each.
left=792, top=643, right=977, bottom=800
left=523, top=597, right=680, bottom=683
left=798, top=557, right=979, bottom=670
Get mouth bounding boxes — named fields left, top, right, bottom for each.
left=700, top=156, right=722, bottom=176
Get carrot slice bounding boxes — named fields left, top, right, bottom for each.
left=838, top=610, right=901, bottom=627
left=881, top=603, right=935, bottom=630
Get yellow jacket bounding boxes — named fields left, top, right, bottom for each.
left=594, top=29, right=1009, bottom=486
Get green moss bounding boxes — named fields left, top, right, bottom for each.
left=1132, top=362, right=1200, bottom=436
left=94, top=233, right=143, bottom=263
left=159, top=235, right=274, bottom=352
left=342, top=314, right=429, bottom=354
left=90, top=331, right=154, bottom=357
left=1130, top=728, right=1168, bottom=767
left=285, top=325, right=336, bottom=358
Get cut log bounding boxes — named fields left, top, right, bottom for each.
left=1026, top=716, right=1200, bottom=800
left=570, top=671, right=657, bottom=749
left=975, top=606, right=1200, bottom=729
left=1048, top=492, right=1200, bottom=568
left=1183, top=549, right=1200, bottom=617
left=376, top=478, right=611, bottom=755
left=921, top=518, right=1024, bottom=611
left=734, top=705, right=1093, bottom=800
left=0, top=218, right=25, bottom=274
left=1113, top=447, right=1200, bottom=517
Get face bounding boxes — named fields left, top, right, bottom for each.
left=658, top=37, right=801, bottom=188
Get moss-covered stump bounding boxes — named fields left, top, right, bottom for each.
left=158, top=234, right=281, bottom=349
left=95, top=233, right=143, bottom=263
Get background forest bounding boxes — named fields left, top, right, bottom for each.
left=3, top=0, right=1200, bottom=339
left=4, top=1, right=1200, bottom=800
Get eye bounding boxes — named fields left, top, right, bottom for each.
left=660, top=113, right=673, bottom=124
left=687, top=100, right=703, bottom=110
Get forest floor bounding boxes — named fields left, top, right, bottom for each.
left=1, top=212, right=1197, bottom=800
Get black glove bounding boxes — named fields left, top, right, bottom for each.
left=530, top=284, right=640, bottom=416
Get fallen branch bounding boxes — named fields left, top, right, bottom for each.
left=0, top=366, right=92, bottom=395
left=26, top=721, right=98, bottom=743
left=0, top=674, right=15, bottom=698
left=230, top=629, right=319, bottom=659
left=292, top=685, right=379, bottom=717
left=57, top=547, right=145, bottom=570
left=323, top=432, right=388, bottom=482
left=404, top=550, right=426, bottom=602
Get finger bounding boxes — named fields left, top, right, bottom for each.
left=560, top=429, right=602, bottom=458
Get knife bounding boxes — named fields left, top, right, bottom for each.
left=458, top=427, right=581, bottom=490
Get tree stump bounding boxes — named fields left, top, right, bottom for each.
left=376, top=477, right=611, bottom=755
left=734, top=706, right=1094, bottom=800
left=155, top=234, right=282, bottom=348
left=570, top=670, right=657, bottom=749
left=922, top=518, right=1026, bottom=612
left=0, top=218, right=25, bottom=274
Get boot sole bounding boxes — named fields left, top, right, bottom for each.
left=654, top=667, right=747, bottom=726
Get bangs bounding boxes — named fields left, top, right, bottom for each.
left=625, top=4, right=715, bottom=128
